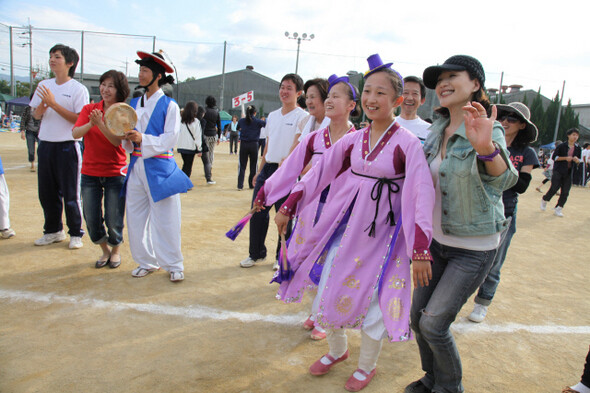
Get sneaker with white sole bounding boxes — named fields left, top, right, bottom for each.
left=554, top=206, right=564, bottom=217
left=69, top=236, right=83, bottom=249
left=34, top=230, right=66, bottom=246
left=273, top=260, right=279, bottom=271
left=0, top=228, right=15, bottom=239
left=240, top=256, right=265, bottom=268
left=170, top=271, right=184, bottom=282
left=207, top=180, right=216, bottom=185
left=468, top=303, right=488, bottom=323
left=131, top=267, right=159, bottom=277
left=540, top=199, right=547, bottom=211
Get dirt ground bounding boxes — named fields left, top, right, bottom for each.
left=0, top=130, right=588, bottom=393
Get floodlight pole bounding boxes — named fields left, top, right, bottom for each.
left=285, top=32, right=314, bottom=75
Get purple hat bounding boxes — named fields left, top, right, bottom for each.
left=328, top=74, right=357, bottom=101
left=364, top=54, right=393, bottom=78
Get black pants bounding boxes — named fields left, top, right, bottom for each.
left=249, top=163, right=292, bottom=261
left=37, top=140, right=84, bottom=236
left=543, top=170, right=572, bottom=208
left=229, top=133, right=239, bottom=154
left=238, top=140, right=258, bottom=189
left=180, top=153, right=196, bottom=178
left=582, top=346, right=590, bottom=388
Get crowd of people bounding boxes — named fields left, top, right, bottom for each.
left=0, top=43, right=588, bottom=393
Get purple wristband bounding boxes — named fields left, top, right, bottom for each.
left=476, top=143, right=500, bottom=162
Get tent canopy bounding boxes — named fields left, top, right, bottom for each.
left=540, top=142, right=556, bottom=150
left=219, top=110, right=232, bottom=121
left=6, top=96, right=30, bottom=115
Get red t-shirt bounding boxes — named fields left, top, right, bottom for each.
left=74, top=101, right=127, bottom=177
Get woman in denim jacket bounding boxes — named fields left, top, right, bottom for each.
left=404, top=55, right=517, bottom=393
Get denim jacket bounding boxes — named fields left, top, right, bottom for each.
left=423, top=118, right=518, bottom=237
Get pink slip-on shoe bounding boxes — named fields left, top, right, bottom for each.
left=345, top=368, right=376, bottom=392
left=302, top=316, right=314, bottom=330
left=309, top=350, right=349, bottom=376
left=310, top=327, right=326, bottom=340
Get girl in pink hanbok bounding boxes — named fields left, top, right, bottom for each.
left=272, top=54, right=435, bottom=392
left=255, top=74, right=359, bottom=340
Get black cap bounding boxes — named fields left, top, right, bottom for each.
left=423, top=55, right=485, bottom=90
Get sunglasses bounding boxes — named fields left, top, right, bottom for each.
left=498, top=114, right=522, bottom=124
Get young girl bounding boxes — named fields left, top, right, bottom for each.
left=272, top=54, right=434, bottom=392
left=177, top=101, right=203, bottom=179
left=405, top=55, right=517, bottom=393
left=72, top=70, right=130, bottom=269
left=255, top=74, right=359, bottom=341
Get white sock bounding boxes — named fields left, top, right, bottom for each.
left=571, top=382, right=590, bottom=393
left=354, top=330, right=382, bottom=380
left=321, top=329, right=347, bottom=365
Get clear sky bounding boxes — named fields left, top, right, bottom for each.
left=1, top=0, right=589, bottom=105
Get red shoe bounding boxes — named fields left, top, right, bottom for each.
left=310, top=327, right=326, bottom=340
left=309, top=350, right=349, bottom=376
left=344, top=368, right=376, bottom=392
left=303, top=316, right=314, bottom=331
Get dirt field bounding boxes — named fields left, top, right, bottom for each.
left=0, top=130, right=588, bottom=393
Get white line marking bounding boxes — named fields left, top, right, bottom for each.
left=1, top=288, right=589, bottom=334
left=4, top=164, right=30, bottom=170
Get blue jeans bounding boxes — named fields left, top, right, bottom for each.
left=475, top=215, right=516, bottom=305
left=410, top=239, right=497, bottom=393
left=81, top=174, right=125, bottom=246
left=25, top=131, right=39, bottom=162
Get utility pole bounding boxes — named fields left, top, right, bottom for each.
left=80, top=30, right=84, bottom=81
left=552, top=80, right=566, bottom=143
left=284, top=32, right=314, bottom=74
left=9, top=26, right=15, bottom=96
left=28, top=19, right=33, bottom=94
left=220, top=41, right=227, bottom=111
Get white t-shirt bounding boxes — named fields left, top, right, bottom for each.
left=264, top=107, right=307, bottom=163
left=297, top=115, right=331, bottom=142
left=30, top=78, right=89, bottom=142
left=396, top=116, right=431, bottom=142
left=582, top=149, right=590, bottom=164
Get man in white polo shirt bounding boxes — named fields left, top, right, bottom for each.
left=30, top=44, right=89, bottom=249
left=396, top=76, right=431, bottom=142
left=240, top=73, right=307, bottom=269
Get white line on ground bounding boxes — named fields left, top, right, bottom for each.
left=1, top=288, right=589, bottom=335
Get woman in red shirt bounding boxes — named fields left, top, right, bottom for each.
left=73, top=70, right=130, bottom=268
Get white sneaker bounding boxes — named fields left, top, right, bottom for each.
left=540, top=199, right=547, bottom=211
left=554, top=206, right=564, bottom=217
left=170, top=271, right=184, bottom=282
left=207, top=180, right=216, bottom=185
left=34, top=230, right=66, bottom=246
left=68, top=236, right=83, bottom=249
left=240, top=257, right=264, bottom=268
left=468, top=304, right=488, bottom=323
left=0, top=228, right=15, bottom=239
left=273, top=260, right=279, bottom=271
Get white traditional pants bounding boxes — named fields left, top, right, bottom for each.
left=126, top=159, right=184, bottom=272
left=0, top=174, right=10, bottom=229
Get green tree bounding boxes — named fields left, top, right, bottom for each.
left=0, top=80, right=10, bottom=95
left=557, top=99, right=580, bottom=140
left=184, top=76, right=197, bottom=82
left=541, top=91, right=561, bottom=144
left=530, top=89, right=546, bottom=144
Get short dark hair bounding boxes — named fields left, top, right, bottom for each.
left=49, top=44, right=79, bottom=78
left=205, top=96, right=216, bottom=108
left=403, top=76, right=426, bottom=99
left=567, top=128, right=580, bottom=136
left=99, top=70, right=130, bottom=103
left=281, top=73, right=304, bottom=92
left=304, top=78, right=329, bottom=101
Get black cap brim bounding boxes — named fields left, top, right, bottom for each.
left=423, top=64, right=466, bottom=89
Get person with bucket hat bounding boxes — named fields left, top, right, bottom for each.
left=405, top=55, right=517, bottom=393
left=122, top=50, right=193, bottom=282
left=468, top=102, right=540, bottom=323
left=274, top=54, right=434, bottom=392
left=540, top=128, right=582, bottom=216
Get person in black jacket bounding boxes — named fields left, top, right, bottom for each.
left=541, top=128, right=582, bottom=217
left=201, top=96, right=221, bottom=184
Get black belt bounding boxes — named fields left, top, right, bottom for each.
left=351, top=170, right=405, bottom=237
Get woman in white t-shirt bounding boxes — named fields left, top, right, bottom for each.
left=177, top=101, right=203, bottom=179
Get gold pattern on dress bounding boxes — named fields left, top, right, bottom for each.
left=343, top=275, right=361, bottom=289
left=354, top=257, right=363, bottom=268
left=387, top=298, right=403, bottom=321
left=388, top=274, right=406, bottom=290
left=336, top=295, right=353, bottom=315
left=295, top=235, right=304, bottom=245
left=395, top=256, right=402, bottom=267
left=316, top=250, right=328, bottom=266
